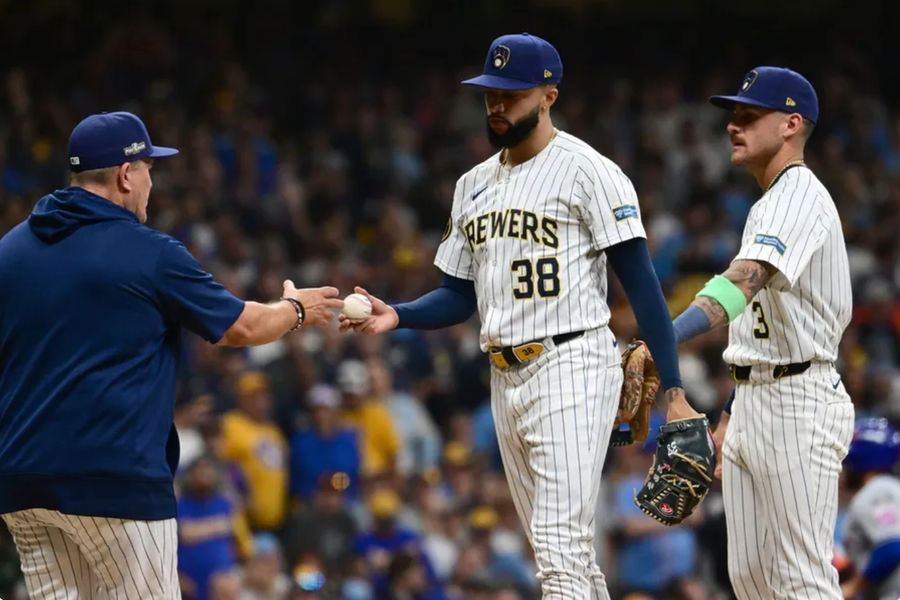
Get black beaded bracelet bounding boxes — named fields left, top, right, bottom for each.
left=280, top=297, right=305, bottom=331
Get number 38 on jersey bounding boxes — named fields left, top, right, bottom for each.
left=511, top=257, right=560, bottom=299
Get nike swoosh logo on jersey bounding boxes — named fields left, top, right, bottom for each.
left=472, top=186, right=488, bottom=201
left=832, top=376, right=842, bottom=389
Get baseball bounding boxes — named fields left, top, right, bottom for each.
left=342, top=293, right=372, bottom=321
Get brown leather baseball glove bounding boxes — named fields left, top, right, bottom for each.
left=610, top=340, right=660, bottom=447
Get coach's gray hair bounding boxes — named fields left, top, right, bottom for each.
left=69, top=165, right=119, bottom=186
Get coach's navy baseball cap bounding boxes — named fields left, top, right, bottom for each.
left=462, top=33, right=563, bottom=90
left=67, top=111, right=179, bottom=172
left=709, top=66, right=819, bottom=123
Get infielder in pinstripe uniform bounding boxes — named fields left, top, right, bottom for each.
left=341, top=33, right=702, bottom=599
left=671, top=67, right=855, bottom=599
left=0, top=112, right=342, bottom=599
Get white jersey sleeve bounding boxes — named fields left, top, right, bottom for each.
left=434, top=174, right=476, bottom=281
left=734, top=167, right=830, bottom=286
left=723, top=165, right=851, bottom=366
left=573, top=156, right=646, bottom=251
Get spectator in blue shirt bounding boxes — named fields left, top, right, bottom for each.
left=290, top=384, right=361, bottom=501
left=355, top=489, right=439, bottom=595
left=177, top=455, right=241, bottom=600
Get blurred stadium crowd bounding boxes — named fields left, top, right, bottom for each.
left=1, top=2, right=899, bottom=599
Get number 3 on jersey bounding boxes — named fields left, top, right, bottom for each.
left=511, top=257, right=560, bottom=299
left=752, top=300, right=770, bottom=339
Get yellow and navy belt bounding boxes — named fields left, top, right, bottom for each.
left=489, top=331, right=584, bottom=369
left=728, top=360, right=811, bottom=383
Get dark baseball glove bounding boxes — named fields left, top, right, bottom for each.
left=634, top=416, right=715, bottom=526
left=610, top=340, right=660, bottom=447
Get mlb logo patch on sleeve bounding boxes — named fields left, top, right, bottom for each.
left=754, top=234, right=786, bottom=255
left=612, top=205, right=638, bottom=221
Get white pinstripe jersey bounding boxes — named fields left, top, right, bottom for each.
left=723, top=164, right=852, bottom=366
left=434, top=130, right=645, bottom=351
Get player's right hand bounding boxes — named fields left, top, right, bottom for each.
left=712, top=411, right=729, bottom=479
left=338, top=286, right=399, bottom=335
left=283, top=280, right=344, bottom=328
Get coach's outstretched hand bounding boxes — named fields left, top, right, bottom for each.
left=283, top=280, right=344, bottom=328
left=338, top=286, right=399, bottom=335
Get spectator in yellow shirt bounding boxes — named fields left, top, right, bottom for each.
left=220, top=372, right=288, bottom=531
left=337, top=359, right=400, bottom=476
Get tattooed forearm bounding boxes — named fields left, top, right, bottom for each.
left=693, top=295, right=729, bottom=329
left=722, top=260, right=773, bottom=301
left=676, top=259, right=774, bottom=340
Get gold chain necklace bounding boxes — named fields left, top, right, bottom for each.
left=765, top=159, right=805, bottom=192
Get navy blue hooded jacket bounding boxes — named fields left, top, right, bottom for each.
left=0, top=187, right=244, bottom=519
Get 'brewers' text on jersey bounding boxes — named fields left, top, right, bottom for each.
left=435, top=130, right=644, bottom=350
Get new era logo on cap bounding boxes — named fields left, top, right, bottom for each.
left=462, top=33, right=563, bottom=91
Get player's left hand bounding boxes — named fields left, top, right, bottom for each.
left=634, top=416, right=716, bottom=526
left=338, top=286, right=399, bottom=335
left=664, top=387, right=702, bottom=423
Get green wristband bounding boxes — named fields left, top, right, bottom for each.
left=696, top=275, right=747, bottom=322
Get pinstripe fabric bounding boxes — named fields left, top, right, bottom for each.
left=724, top=166, right=851, bottom=366
left=2, top=508, right=180, bottom=599
left=492, top=327, right=620, bottom=599
left=722, top=367, right=853, bottom=600
left=434, top=130, right=646, bottom=351
left=433, top=129, right=642, bottom=598
left=719, top=163, right=854, bottom=598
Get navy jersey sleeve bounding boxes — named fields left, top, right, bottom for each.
left=155, top=240, right=245, bottom=343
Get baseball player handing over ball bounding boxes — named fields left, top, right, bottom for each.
left=341, top=33, right=714, bottom=599
left=670, top=67, right=855, bottom=599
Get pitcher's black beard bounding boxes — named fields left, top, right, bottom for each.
left=486, top=105, right=541, bottom=150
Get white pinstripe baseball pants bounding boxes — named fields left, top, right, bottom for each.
left=491, top=327, right=621, bottom=600
left=2, top=508, right=180, bottom=599
left=722, top=364, right=854, bottom=600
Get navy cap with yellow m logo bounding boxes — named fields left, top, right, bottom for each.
left=462, top=33, right=563, bottom=90
left=709, top=66, right=819, bottom=123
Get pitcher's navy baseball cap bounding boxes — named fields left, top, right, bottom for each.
left=462, top=33, right=562, bottom=90
left=67, top=111, right=179, bottom=172
left=709, top=66, right=819, bottom=123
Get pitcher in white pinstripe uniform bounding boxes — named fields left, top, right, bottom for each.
left=0, top=113, right=342, bottom=598
left=341, top=33, right=702, bottom=599
left=671, top=67, right=855, bottom=599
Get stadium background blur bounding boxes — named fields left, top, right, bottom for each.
left=1, top=0, right=899, bottom=598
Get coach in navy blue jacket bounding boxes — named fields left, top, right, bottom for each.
left=0, top=112, right=342, bottom=598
